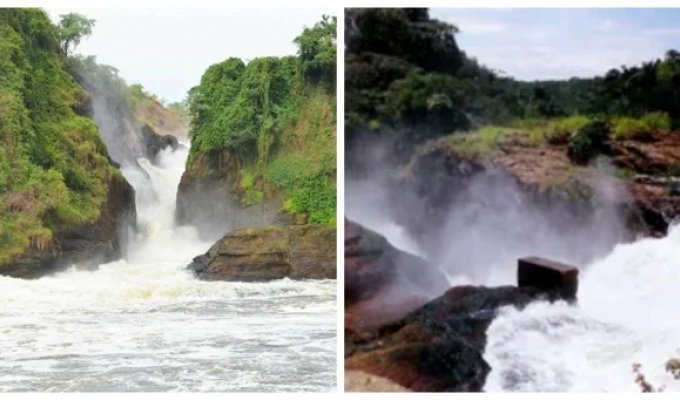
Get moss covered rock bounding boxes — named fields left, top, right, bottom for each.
left=188, top=224, right=336, bottom=281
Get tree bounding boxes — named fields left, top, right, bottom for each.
left=57, top=13, right=95, bottom=55
left=294, top=15, right=337, bottom=86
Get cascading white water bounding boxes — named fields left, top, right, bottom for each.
left=483, top=224, right=680, bottom=392
left=0, top=145, right=336, bottom=392
left=349, top=170, right=680, bottom=392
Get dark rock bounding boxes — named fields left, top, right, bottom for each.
left=141, top=124, right=178, bottom=162
left=188, top=224, right=336, bottom=281
left=346, top=284, right=545, bottom=392
left=517, top=256, right=579, bottom=302
left=345, top=219, right=450, bottom=330
left=343, top=223, right=586, bottom=392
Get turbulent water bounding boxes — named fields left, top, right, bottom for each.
left=357, top=209, right=680, bottom=392
left=0, top=145, right=336, bottom=392
left=484, top=224, right=680, bottom=392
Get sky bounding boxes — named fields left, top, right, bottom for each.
left=47, top=8, right=334, bottom=103
left=431, top=8, right=680, bottom=81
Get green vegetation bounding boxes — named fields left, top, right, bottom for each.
left=444, top=127, right=511, bottom=159
left=611, top=112, right=671, bottom=140
left=56, top=13, right=94, bottom=56
left=69, top=55, right=188, bottom=137
left=345, top=8, right=680, bottom=152
left=0, top=9, right=118, bottom=266
left=567, top=119, right=611, bottom=165
left=187, top=15, right=336, bottom=225
left=294, top=15, right=336, bottom=87
left=511, top=115, right=590, bottom=145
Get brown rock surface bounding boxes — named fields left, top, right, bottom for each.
left=344, top=219, right=448, bottom=331
left=408, top=129, right=680, bottom=238
left=345, top=370, right=411, bottom=392
left=188, top=224, right=336, bottom=281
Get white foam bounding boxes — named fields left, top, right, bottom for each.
left=484, top=224, right=680, bottom=392
left=0, top=144, right=336, bottom=392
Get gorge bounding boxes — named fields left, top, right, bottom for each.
left=0, top=9, right=336, bottom=392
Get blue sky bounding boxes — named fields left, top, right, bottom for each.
left=47, top=8, right=334, bottom=103
left=431, top=8, right=680, bottom=81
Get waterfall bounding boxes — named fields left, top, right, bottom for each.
left=0, top=144, right=336, bottom=392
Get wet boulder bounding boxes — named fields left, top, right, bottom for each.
left=517, top=256, right=579, bottom=302
left=188, top=224, right=336, bottom=281
left=345, top=285, right=544, bottom=392
left=141, top=124, right=179, bottom=162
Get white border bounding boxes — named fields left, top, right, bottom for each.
left=3, top=0, right=680, bottom=397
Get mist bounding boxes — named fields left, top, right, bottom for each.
left=347, top=138, right=631, bottom=298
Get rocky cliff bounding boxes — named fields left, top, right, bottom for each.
left=2, top=173, right=135, bottom=279
left=0, top=10, right=138, bottom=278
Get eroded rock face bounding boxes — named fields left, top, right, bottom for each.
left=1, top=173, right=136, bottom=279
left=175, top=150, right=282, bottom=240
left=188, top=224, right=336, bottom=281
left=140, top=124, right=179, bottom=163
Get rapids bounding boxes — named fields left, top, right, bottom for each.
left=483, top=224, right=680, bottom=392
left=351, top=203, right=680, bottom=392
left=0, top=145, right=336, bottom=392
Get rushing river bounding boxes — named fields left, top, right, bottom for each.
left=351, top=194, right=680, bottom=393
left=483, top=225, right=680, bottom=392
left=0, top=145, right=336, bottom=392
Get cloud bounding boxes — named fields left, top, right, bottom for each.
left=431, top=8, right=679, bottom=81
left=47, top=8, right=334, bottom=102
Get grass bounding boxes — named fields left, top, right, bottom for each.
left=510, top=115, right=590, bottom=146
left=611, top=112, right=671, bottom=140
left=443, top=126, right=519, bottom=159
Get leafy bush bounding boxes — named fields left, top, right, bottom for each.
left=285, top=173, right=336, bottom=224
left=568, top=119, right=611, bottom=164
left=294, top=14, right=336, bottom=86
left=188, top=56, right=300, bottom=158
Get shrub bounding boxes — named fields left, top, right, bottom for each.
left=568, top=119, right=611, bottom=164
left=545, top=115, right=590, bottom=144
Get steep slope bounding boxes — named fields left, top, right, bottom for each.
left=176, top=16, right=337, bottom=240
left=0, top=9, right=135, bottom=277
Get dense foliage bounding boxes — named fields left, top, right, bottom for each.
left=345, top=8, right=680, bottom=150
left=345, top=8, right=466, bottom=140
left=0, top=9, right=118, bottom=266
left=187, top=16, right=336, bottom=224
left=294, top=15, right=337, bottom=87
